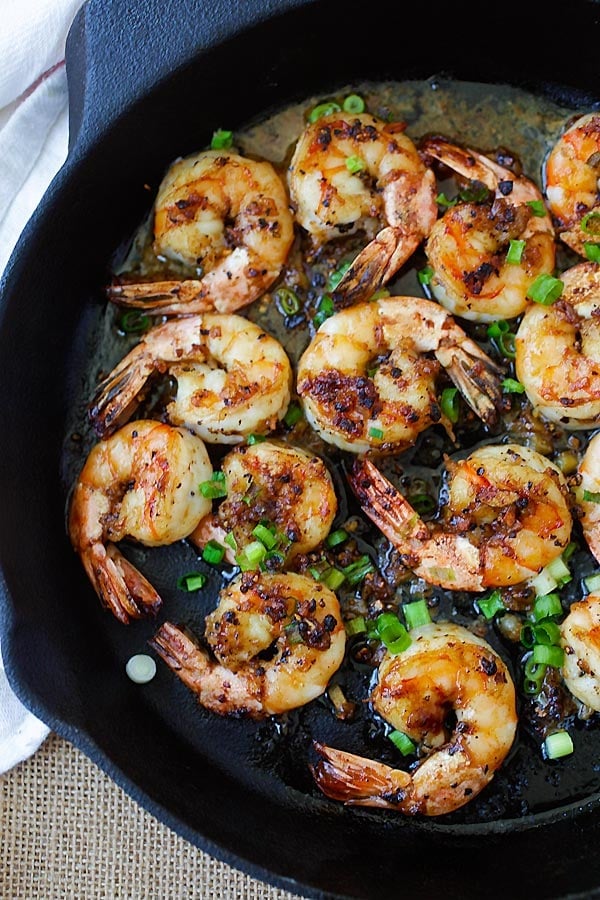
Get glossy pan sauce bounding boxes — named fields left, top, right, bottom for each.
left=62, top=79, right=600, bottom=824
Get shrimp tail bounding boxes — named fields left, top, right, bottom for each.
left=347, top=457, right=429, bottom=549
left=84, top=543, right=162, bottom=624
left=311, top=741, right=412, bottom=809
left=149, top=621, right=211, bottom=689
left=335, top=227, right=412, bottom=306
left=437, top=338, right=505, bottom=426
left=107, top=279, right=212, bottom=315
left=88, top=354, right=155, bottom=438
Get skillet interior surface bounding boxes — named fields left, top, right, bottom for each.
left=1, top=0, right=600, bottom=897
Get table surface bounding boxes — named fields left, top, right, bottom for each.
left=0, top=732, right=307, bottom=899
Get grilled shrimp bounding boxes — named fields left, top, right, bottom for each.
left=150, top=571, right=346, bottom=718
left=190, top=440, right=337, bottom=564
left=421, top=136, right=556, bottom=322
left=89, top=313, right=292, bottom=443
left=108, top=150, right=295, bottom=315
left=296, top=295, right=504, bottom=455
left=288, top=112, right=437, bottom=304
left=515, top=261, right=600, bottom=429
left=576, top=430, right=600, bottom=563
left=348, top=444, right=572, bottom=591
left=545, top=113, right=600, bottom=257
left=560, top=591, right=600, bottom=711
left=312, top=622, right=517, bottom=815
left=68, top=420, right=213, bottom=624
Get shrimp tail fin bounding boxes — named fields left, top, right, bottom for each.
left=107, top=279, right=212, bottom=315
left=436, top=338, right=505, bottom=427
left=88, top=354, right=155, bottom=438
left=347, top=458, right=429, bottom=551
left=311, top=741, right=412, bottom=809
left=149, top=621, right=210, bottom=690
left=335, top=226, right=417, bottom=306
left=84, top=543, right=162, bottom=624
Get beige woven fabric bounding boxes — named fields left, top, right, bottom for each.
left=0, top=733, right=306, bottom=900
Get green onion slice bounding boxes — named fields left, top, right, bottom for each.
left=506, top=239, right=526, bottom=264
left=580, top=211, right=600, bottom=235
left=327, top=261, right=352, bottom=291
left=583, top=489, right=600, bottom=503
left=177, top=572, right=207, bottom=592
left=283, top=403, right=303, bottom=427
left=274, top=287, right=301, bottom=316
left=247, top=433, right=266, bottom=445
left=326, top=528, right=349, bottom=548
left=584, top=242, right=600, bottom=263
left=388, top=730, right=416, bottom=756
left=487, top=320, right=516, bottom=359
left=418, top=266, right=433, bottom=286
left=323, top=567, right=346, bottom=591
left=210, top=129, right=233, bottom=149
left=346, top=155, right=365, bottom=174
left=403, top=599, right=431, bottom=629
left=308, top=101, right=341, bottom=123
left=368, top=426, right=384, bottom=440
left=544, top=730, right=574, bottom=759
left=313, top=293, right=336, bottom=328
left=533, top=593, right=562, bottom=620
left=527, top=199, right=547, bottom=217
left=411, top=493, right=436, bottom=515
left=118, top=310, right=151, bottom=334
left=532, top=643, right=564, bottom=667
left=477, top=590, right=506, bottom=620
left=202, top=540, right=226, bottom=565
left=342, top=555, right=375, bottom=586
left=502, top=377, right=525, bottom=394
left=585, top=572, right=600, bottom=593
left=440, top=387, right=460, bottom=423
left=526, top=273, right=564, bottom=305
left=342, top=94, right=365, bottom=114
left=252, top=523, right=278, bottom=550
left=199, top=472, right=228, bottom=499
left=345, top=616, right=367, bottom=636
left=436, top=192, right=457, bottom=208
left=235, top=539, right=267, bottom=570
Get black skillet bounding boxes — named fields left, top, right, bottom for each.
left=1, top=0, right=600, bottom=897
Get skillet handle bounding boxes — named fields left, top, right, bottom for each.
left=65, top=0, right=313, bottom=155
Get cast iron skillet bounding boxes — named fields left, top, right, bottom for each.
left=2, top=0, right=600, bottom=897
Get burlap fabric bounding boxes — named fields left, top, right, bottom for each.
left=0, top=733, right=306, bottom=899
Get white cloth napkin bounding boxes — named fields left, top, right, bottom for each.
left=0, top=0, right=86, bottom=774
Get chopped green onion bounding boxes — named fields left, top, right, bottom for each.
left=545, top=555, right=572, bottom=586
left=252, top=523, right=278, bottom=550
left=274, top=287, right=301, bottom=316
left=418, top=266, right=433, bottom=286
left=327, top=261, right=352, bottom=291
left=368, top=426, right=384, bottom=440
left=386, top=633, right=412, bottom=654
left=388, top=730, right=416, bottom=756
left=199, top=472, right=228, bottom=499
left=403, top=599, right=431, bottom=629
left=211, top=129, right=233, bottom=149
left=202, top=540, right=226, bottom=565
left=520, top=622, right=536, bottom=649
left=506, top=239, right=526, bottom=264
left=369, top=288, right=390, bottom=301
left=177, top=571, right=207, bottom=592
left=543, top=730, right=574, bottom=759
left=283, top=403, right=303, bottom=427
left=533, top=593, right=562, bottom=620
left=313, top=293, right=336, bottom=328
left=342, top=555, right=375, bottom=586
left=323, top=567, right=346, bottom=590
left=580, top=211, right=600, bottom=235
left=247, top=433, right=266, bottom=445
left=527, top=199, right=547, bottom=217
left=263, top=549, right=286, bottom=569
left=523, top=656, right=547, bottom=695
left=308, top=101, right=341, bottom=123
left=440, top=387, right=460, bottom=423
left=326, top=528, right=349, bottom=548
left=118, top=310, right=151, bottom=334
left=534, top=619, right=562, bottom=646
left=284, top=618, right=304, bottom=645
left=125, top=654, right=157, bottom=684
left=584, top=572, right=600, bottom=593
left=487, top=320, right=516, bottom=359
left=346, top=155, right=365, bottom=175
left=530, top=567, right=559, bottom=598
left=562, top=541, right=578, bottom=562
left=436, top=192, right=457, bottom=208
left=224, top=532, right=237, bottom=551
left=583, top=489, right=600, bottom=503
left=502, top=377, right=525, bottom=394
left=477, top=590, right=506, bottom=620
left=584, top=242, right=600, bottom=263
left=526, top=273, right=564, bottom=305
left=459, top=183, right=491, bottom=203
left=532, top=643, right=564, bottom=667
left=235, top=540, right=267, bottom=570
left=345, top=616, right=367, bottom=636
left=343, top=94, right=365, bottom=114
left=487, top=319, right=510, bottom=338
left=411, top=493, right=436, bottom=515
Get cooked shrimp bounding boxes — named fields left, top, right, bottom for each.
left=515, top=261, right=600, bottom=429
left=421, top=136, right=556, bottom=322
left=68, top=420, right=213, bottom=624
left=348, top=444, right=572, bottom=591
left=89, top=313, right=292, bottom=443
left=190, top=440, right=337, bottom=564
left=107, top=150, right=295, bottom=315
left=545, top=113, right=600, bottom=256
left=288, top=112, right=437, bottom=304
left=575, top=430, right=600, bottom=562
left=296, top=295, right=504, bottom=455
left=312, top=622, right=517, bottom=815
left=560, top=592, right=600, bottom=711
left=150, top=571, right=346, bottom=718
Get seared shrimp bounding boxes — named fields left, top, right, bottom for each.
left=312, top=622, right=517, bottom=815
left=296, top=295, right=504, bottom=455
left=576, top=430, right=600, bottom=563
left=150, top=571, right=346, bottom=718
left=108, top=150, right=295, bottom=315
left=68, top=420, right=213, bottom=624
left=89, top=313, right=292, bottom=443
left=421, top=136, right=556, bottom=322
left=288, top=112, right=437, bottom=303
left=190, top=440, right=337, bottom=564
left=349, top=444, right=572, bottom=591
left=560, top=592, right=600, bottom=711
left=515, top=261, right=600, bottom=429
left=545, top=113, right=600, bottom=257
